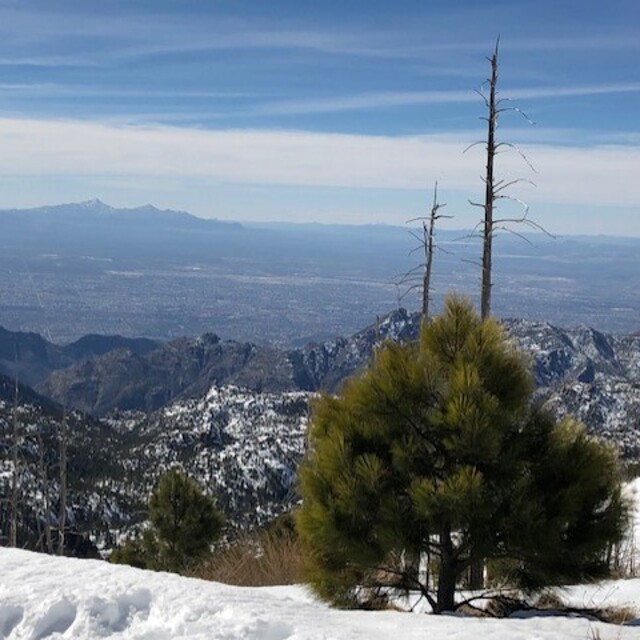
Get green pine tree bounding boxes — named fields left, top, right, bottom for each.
left=111, top=469, right=224, bottom=573
left=297, top=297, right=628, bottom=613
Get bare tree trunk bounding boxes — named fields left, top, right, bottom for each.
left=58, top=411, right=68, bottom=556
left=37, top=432, right=54, bottom=554
left=422, top=183, right=442, bottom=319
left=469, top=556, right=484, bottom=591
left=8, top=377, right=19, bottom=547
left=435, top=526, right=458, bottom=614
left=480, top=41, right=499, bottom=321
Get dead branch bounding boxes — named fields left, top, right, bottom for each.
left=395, top=182, right=450, bottom=319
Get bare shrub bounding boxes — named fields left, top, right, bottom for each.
left=192, top=529, right=304, bottom=587
left=595, top=606, right=637, bottom=626
left=534, top=590, right=564, bottom=610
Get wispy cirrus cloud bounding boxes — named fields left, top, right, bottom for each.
left=0, top=6, right=432, bottom=63
left=2, top=2, right=635, bottom=69
left=0, top=83, right=251, bottom=99
left=4, top=81, right=640, bottom=125
left=506, top=32, right=640, bottom=52
left=252, top=82, right=640, bottom=116
left=0, top=1, right=638, bottom=77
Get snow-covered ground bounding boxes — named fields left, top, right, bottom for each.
left=1, top=480, right=638, bottom=639
left=0, top=547, right=638, bottom=640
left=624, top=478, right=640, bottom=573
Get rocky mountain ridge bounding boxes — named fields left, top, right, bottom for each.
left=34, top=313, right=640, bottom=454
left=0, top=326, right=158, bottom=388
left=36, top=309, right=421, bottom=415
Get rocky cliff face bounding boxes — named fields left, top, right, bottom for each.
left=505, top=319, right=640, bottom=456
left=38, top=334, right=297, bottom=414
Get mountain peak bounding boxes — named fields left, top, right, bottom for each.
left=78, top=198, right=112, bottom=210
left=134, top=203, right=160, bottom=212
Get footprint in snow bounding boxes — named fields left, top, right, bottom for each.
left=0, top=604, right=23, bottom=639
left=30, top=598, right=76, bottom=640
left=87, top=588, right=151, bottom=633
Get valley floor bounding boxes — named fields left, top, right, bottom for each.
left=1, top=548, right=639, bottom=640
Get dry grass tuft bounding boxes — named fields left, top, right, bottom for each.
left=483, top=591, right=637, bottom=626
left=533, top=590, right=565, bottom=610
left=594, top=606, right=637, bottom=626
left=191, top=529, right=304, bottom=587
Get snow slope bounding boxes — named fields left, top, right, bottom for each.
left=0, top=548, right=639, bottom=640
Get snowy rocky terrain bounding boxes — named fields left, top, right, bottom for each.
left=0, top=376, right=131, bottom=553
left=504, top=319, right=640, bottom=457
left=107, top=386, right=309, bottom=530
left=1, top=311, right=640, bottom=551
left=0, top=383, right=311, bottom=550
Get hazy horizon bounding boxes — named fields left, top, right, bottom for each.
left=3, top=198, right=640, bottom=241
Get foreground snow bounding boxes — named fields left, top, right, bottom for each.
left=1, top=549, right=639, bottom=640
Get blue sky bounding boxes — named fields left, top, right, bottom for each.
left=0, top=0, right=638, bottom=235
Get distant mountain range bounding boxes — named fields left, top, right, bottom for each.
left=0, top=199, right=242, bottom=231
left=0, top=199, right=244, bottom=262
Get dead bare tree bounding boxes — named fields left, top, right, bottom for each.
left=466, top=37, right=547, bottom=320
left=37, top=430, right=54, bottom=554
left=8, top=375, right=20, bottom=547
left=419, top=183, right=449, bottom=319
left=478, top=40, right=498, bottom=320
left=465, top=37, right=551, bottom=590
left=397, top=182, right=451, bottom=320
left=57, top=408, right=68, bottom=555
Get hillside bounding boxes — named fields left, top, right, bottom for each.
left=0, top=378, right=134, bottom=553
left=35, top=313, right=640, bottom=458
left=2, top=312, right=640, bottom=550
left=0, top=383, right=310, bottom=549
left=0, top=326, right=158, bottom=388
left=36, top=309, right=420, bottom=414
